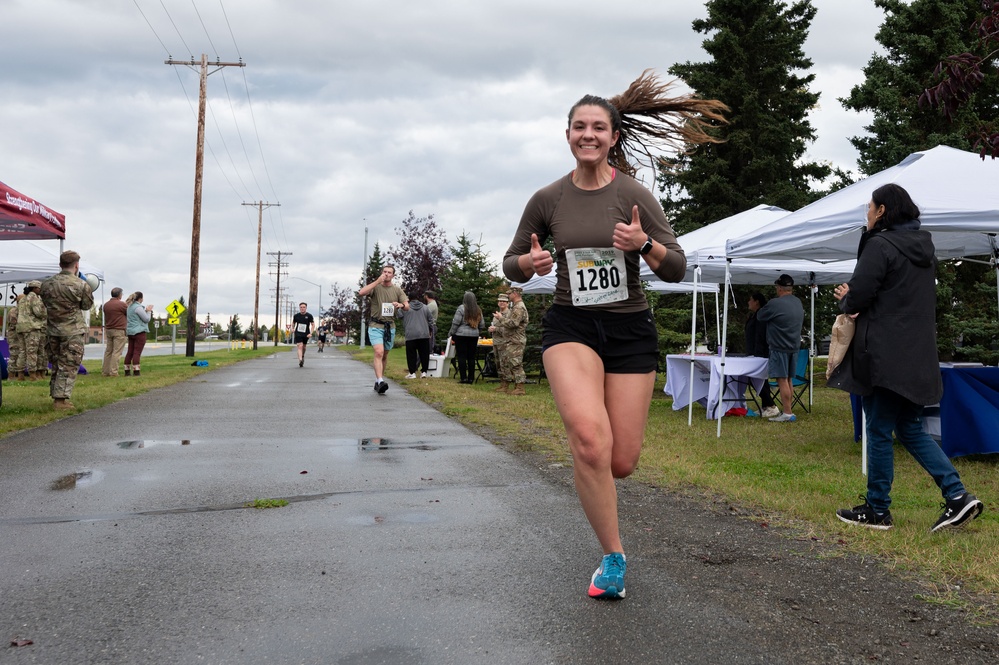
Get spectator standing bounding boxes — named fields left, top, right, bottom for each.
left=124, top=292, right=153, bottom=376
left=5, top=294, right=25, bottom=380
left=496, top=286, right=530, bottom=395
left=756, top=274, right=804, bottom=422
left=16, top=281, right=47, bottom=381
left=40, top=250, right=94, bottom=409
left=397, top=291, right=434, bottom=378
left=358, top=266, right=409, bottom=394
left=830, top=183, right=983, bottom=532
left=744, top=292, right=779, bottom=417
left=424, top=290, right=439, bottom=351
left=101, top=287, right=129, bottom=377
left=448, top=291, right=483, bottom=384
left=488, top=293, right=511, bottom=391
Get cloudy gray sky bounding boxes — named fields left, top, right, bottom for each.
left=1, top=0, right=886, bottom=329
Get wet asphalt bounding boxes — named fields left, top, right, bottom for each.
left=2, top=348, right=655, bottom=665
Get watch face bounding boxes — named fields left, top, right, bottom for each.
left=640, top=238, right=653, bottom=255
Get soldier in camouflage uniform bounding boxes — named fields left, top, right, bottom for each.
left=488, top=293, right=511, bottom=392
left=495, top=285, right=530, bottom=395
left=16, top=280, right=47, bottom=381
left=5, top=295, right=25, bottom=380
left=40, top=251, right=94, bottom=410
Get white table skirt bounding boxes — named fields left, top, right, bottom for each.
left=665, top=354, right=769, bottom=419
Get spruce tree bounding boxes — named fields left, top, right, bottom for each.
left=842, top=0, right=999, bottom=175
left=660, top=0, right=829, bottom=236
left=438, top=232, right=506, bottom=335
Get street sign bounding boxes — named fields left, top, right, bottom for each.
left=168, top=317, right=181, bottom=326
left=166, top=300, right=186, bottom=319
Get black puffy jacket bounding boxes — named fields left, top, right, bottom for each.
left=828, top=221, right=942, bottom=405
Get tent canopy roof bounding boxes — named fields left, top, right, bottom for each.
left=726, top=146, right=999, bottom=263
left=1, top=180, right=67, bottom=241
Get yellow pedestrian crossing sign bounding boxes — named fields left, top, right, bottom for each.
left=167, top=300, right=186, bottom=319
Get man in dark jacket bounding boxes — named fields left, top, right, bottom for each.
left=829, top=183, right=983, bottom=532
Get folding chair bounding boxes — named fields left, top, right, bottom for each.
left=770, top=348, right=811, bottom=413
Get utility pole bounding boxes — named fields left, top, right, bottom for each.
left=268, top=251, right=290, bottom=346
left=242, top=201, right=279, bottom=350
left=166, top=54, right=246, bottom=357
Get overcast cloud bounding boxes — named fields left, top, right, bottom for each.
left=1, top=0, right=886, bottom=328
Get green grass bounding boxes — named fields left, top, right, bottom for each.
left=355, top=347, right=999, bottom=617
left=246, top=498, right=290, bottom=509
left=0, top=346, right=284, bottom=437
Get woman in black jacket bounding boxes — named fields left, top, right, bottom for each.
left=829, top=183, right=983, bottom=532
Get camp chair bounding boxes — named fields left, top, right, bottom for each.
left=770, top=348, right=811, bottom=413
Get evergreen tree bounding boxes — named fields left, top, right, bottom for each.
left=438, top=232, right=505, bottom=332
left=386, top=211, right=452, bottom=298
left=660, top=0, right=830, bottom=236
left=842, top=0, right=999, bottom=175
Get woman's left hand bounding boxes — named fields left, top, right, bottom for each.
left=612, top=205, right=646, bottom=252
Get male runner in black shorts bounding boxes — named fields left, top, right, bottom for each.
left=292, top=302, right=315, bottom=367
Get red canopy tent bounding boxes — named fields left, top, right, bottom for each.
left=0, top=180, right=66, bottom=240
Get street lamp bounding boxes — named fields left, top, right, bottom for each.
left=288, top=277, right=322, bottom=316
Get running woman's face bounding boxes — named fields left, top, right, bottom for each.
left=566, top=105, right=618, bottom=168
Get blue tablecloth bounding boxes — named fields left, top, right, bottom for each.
left=939, top=367, right=999, bottom=457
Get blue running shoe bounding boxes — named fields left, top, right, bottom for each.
left=588, top=552, right=626, bottom=599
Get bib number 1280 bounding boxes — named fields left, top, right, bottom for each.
left=575, top=265, right=621, bottom=292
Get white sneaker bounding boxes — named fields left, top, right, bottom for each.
left=405, top=373, right=416, bottom=379
left=768, top=413, right=797, bottom=422
left=760, top=406, right=781, bottom=418
left=421, top=372, right=428, bottom=378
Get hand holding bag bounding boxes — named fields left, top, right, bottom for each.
left=826, top=313, right=856, bottom=379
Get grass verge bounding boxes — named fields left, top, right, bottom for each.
left=0, top=347, right=284, bottom=438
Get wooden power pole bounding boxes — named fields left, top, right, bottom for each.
left=242, top=201, right=279, bottom=350
left=268, top=251, right=291, bottom=346
left=166, top=54, right=246, bottom=357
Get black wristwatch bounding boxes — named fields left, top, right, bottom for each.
left=639, top=235, right=654, bottom=255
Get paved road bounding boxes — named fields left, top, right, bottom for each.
left=2, top=348, right=996, bottom=664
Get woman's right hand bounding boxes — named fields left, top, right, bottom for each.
left=529, top=234, right=553, bottom=276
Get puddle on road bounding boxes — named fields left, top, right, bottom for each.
left=117, top=440, right=192, bottom=449
left=51, top=469, right=104, bottom=491
left=346, top=512, right=440, bottom=526
left=356, top=438, right=439, bottom=452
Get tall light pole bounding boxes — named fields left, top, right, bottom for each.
left=360, top=223, right=368, bottom=349
left=288, top=277, right=322, bottom=316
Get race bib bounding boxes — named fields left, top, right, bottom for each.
left=565, top=247, right=627, bottom=306
left=381, top=302, right=395, bottom=317
left=296, top=323, right=308, bottom=333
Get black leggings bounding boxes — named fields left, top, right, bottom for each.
left=454, top=335, right=478, bottom=382
left=406, top=338, right=431, bottom=374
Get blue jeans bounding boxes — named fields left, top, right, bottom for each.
left=863, top=387, right=965, bottom=513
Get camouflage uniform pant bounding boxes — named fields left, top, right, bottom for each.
left=493, top=341, right=512, bottom=382
left=22, top=330, right=46, bottom=373
left=47, top=334, right=85, bottom=399
left=505, top=338, right=527, bottom=384
left=8, top=331, right=26, bottom=373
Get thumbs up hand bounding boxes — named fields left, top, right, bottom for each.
left=613, top=205, right=646, bottom=252
left=530, top=233, right=553, bottom=276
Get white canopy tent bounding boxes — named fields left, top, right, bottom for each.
left=637, top=204, right=857, bottom=426
left=0, top=240, right=104, bottom=285
left=721, top=145, right=999, bottom=444
left=1, top=240, right=105, bottom=338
